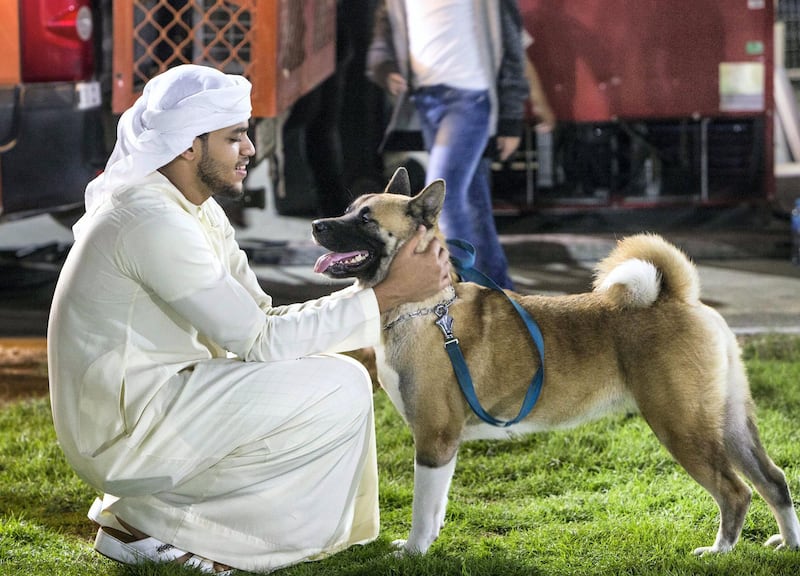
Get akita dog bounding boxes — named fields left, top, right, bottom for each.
left=311, top=168, right=800, bottom=556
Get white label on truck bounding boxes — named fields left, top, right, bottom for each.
left=76, top=81, right=102, bottom=110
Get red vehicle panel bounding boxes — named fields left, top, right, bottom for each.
left=521, top=0, right=773, bottom=122
left=0, top=0, right=105, bottom=221
left=20, top=0, right=95, bottom=82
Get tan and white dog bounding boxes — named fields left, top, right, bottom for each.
left=311, top=168, right=800, bottom=556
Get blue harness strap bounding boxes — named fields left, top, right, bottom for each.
left=439, top=239, right=545, bottom=427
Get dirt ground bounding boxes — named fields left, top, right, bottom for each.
left=0, top=338, right=49, bottom=405
left=0, top=340, right=382, bottom=404
left=3, top=330, right=778, bottom=406
left=0, top=335, right=787, bottom=406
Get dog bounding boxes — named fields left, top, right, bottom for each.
left=311, top=167, right=800, bottom=556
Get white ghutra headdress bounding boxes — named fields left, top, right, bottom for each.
left=74, top=64, right=252, bottom=239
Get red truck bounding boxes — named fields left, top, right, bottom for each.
left=0, top=0, right=108, bottom=225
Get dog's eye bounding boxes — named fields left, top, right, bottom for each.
left=359, top=209, right=371, bottom=224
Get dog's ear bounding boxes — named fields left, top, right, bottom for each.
left=384, top=167, right=411, bottom=196
left=408, top=179, right=446, bottom=228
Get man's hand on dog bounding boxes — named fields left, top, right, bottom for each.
left=373, top=226, right=451, bottom=313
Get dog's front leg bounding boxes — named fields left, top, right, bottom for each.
left=394, top=454, right=458, bottom=554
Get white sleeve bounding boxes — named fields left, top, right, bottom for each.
left=121, top=212, right=381, bottom=361
left=168, top=278, right=381, bottom=361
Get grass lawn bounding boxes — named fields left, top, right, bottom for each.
left=2, top=335, right=800, bottom=575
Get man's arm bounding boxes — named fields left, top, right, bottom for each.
left=496, top=0, right=530, bottom=139
left=125, top=213, right=449, bottom=362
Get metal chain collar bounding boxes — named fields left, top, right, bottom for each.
left=383, top=287, right=457, bottom=331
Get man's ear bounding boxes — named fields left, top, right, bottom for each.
left=178, top=144, right=199, bottom=161
left=180, top=135, right=207, bottom=161
left=179, top=148, right=196, bottom=161
left=384, top=166, right=411, bottom=196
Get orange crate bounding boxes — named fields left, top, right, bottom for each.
left=112, top=0, right=335, bottom=117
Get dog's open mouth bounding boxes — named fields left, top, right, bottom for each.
left=313, top=250, right=372, bottom=276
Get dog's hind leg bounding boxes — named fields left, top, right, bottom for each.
left=639, top=404, right=753, bottom=555
left=685, top=452, right=753, bottom=556
left=717, top=337, right=800, bottom=550
left=725, top=411, right=800, bottom=550
left=393, top=454, right=458, bottom=554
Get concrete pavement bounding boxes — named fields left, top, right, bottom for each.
left=1, top=199, right=799, bottom=337
left=501, top=231, right=800, bottom=335
left=234, top=205, right=800, bottom=336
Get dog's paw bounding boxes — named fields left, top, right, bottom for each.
left=764, top=534, right=800, bottom=550
left=765, top=534, right=785, bottom=549
left=692, top=543, right=733, bottom=556
left=389, top=539, right=425, bottom=557
left=391, top=539, right=407, bottom=550
left=390, top=539, right=409, bottom=558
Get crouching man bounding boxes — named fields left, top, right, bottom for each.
left=48, top=64, right=450, bottom=573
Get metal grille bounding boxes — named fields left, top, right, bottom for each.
left=113, top=0, right=335, bottom=117
left=779, top=0, right=800, bottom=69
left=129, top=1, right=251, bottom=86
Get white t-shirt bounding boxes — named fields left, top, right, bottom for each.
left=405, top=0, right=491, bottom=90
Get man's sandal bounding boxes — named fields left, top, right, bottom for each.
left=88, top=498, right=232, bottom=574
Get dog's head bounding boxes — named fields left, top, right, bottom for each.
left=311, top=167, right=445, bottom=288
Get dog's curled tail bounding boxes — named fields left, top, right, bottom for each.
left=593, top=233, right=700, bottom=308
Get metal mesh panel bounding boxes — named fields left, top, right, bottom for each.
left=113, top=0, right=335, bottom=117
left=129, top=0, right=252, bottom=89
left=779, top=0, right=800, bottom=69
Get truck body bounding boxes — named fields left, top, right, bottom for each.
left=0, top=0, right=106, bottom=222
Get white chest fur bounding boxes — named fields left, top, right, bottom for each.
left=374, top=344, right=409, bottom=422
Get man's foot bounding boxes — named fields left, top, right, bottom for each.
left=89, top=498, right=232, bottom=574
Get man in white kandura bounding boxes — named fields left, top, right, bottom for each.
left=47, top=64, right=451, bottom=574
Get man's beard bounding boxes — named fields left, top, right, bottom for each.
left=197, top=147, right=243, bottom=200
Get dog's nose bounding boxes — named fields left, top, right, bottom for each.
left=311, top=218, right=333, bottom=239
left=312, top=219, right=331, bottom=235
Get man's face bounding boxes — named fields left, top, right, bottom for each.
left=196, top=122, right=255, bottom=199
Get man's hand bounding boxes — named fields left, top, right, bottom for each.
left=373, top=226, right=451, bottom=313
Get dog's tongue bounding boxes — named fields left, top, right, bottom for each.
left=313, top=251, right=365, bottom=273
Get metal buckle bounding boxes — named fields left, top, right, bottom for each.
left=434, top=303, right=457, bottom=343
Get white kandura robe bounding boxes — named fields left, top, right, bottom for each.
left=48, top=172, right=381, bottom=572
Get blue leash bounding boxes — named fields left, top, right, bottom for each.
left=435, top=239, right=545, bottom=427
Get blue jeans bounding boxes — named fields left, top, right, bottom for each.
left=412, top=85, right=513, bottom=289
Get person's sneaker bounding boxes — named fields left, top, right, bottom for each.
left=89, top=498, right=232, bottom=574
left=94, top=525, right=187, bottom=564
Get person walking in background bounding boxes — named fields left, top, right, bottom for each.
left=367, top=0, right=530, bottom=288
left=281, top=0, right=355, bottom=217
left=48, top=64, right=450, bottom=574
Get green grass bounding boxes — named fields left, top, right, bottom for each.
left=2, top=335, right=800, bottom=575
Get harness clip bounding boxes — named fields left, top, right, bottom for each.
left=434, top=303, right=456, bottom=343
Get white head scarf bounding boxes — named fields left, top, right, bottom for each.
left=74, top=64, right=252, bottom=239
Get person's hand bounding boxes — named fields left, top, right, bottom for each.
left=496, top=136, right=521, bottom=162
left=387, top=73, right=408, bottom=97
left=373, top=226, right=451, bottom=312
left=532, top=102, right=557, bottom=133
